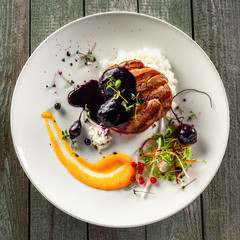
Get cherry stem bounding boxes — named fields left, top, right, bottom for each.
left=171, top=107, right=182, bottom=124
left=173, top=89, right=213, bottom=108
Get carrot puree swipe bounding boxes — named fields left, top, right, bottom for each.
left=41, top=112, right=136, bottom=190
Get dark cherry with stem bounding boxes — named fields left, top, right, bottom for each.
left=69, top=110, right=83, bottom=140
left=172, top=88, right=212, bottom=145
left=171, top=94, right=197, bottom=145
left=171, top=88, right=213, bottom=144
left=171, top=107, right=197, bottom=145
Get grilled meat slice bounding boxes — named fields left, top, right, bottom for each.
left=110, top=60, right=173, bottom=134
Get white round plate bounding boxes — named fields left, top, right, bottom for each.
left=11, top=12, right=229, bottom=227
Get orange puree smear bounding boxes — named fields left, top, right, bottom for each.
left=41, top=112, right=136, bottom=190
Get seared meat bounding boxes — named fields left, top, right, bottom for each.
left=110, top=60, right=173, bottom=134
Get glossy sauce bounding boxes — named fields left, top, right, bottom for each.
left=68, top=67, right=137, bottom=128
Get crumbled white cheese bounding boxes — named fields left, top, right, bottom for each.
left=88, top=125, right=112, bottom=150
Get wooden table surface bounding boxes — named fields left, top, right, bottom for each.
left=0, top=0, right=239, bottom=239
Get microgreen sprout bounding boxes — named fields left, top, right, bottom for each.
left=188, top=110, right=197, bottom=121
left=58, top=72, right=75, bottom=86
left=51, top=73, right=58, bottom=88
left=61, top=58, right=65, bottom=62
left=181, top=178, right=197, bottom=190
left=76, top=42, right=97, bottom=65
left=85, top=105, right=91, bottom=119
left=152, top=133, right=163, bottom=140
left=106, top=77, right=129, bottom=103
left=106, top=77, right=141, bottom=119
left=62, top=130, right=70, bottom=140
left=71, top=140, right=77, bottom=148
left=122, top=93, right=140, bottom=119
left=176, top=105, right=184, bottom=113
left=138, top=147, right=143, bottom=156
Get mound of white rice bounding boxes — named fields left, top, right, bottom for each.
left=101, top=48, right=177, bottom=95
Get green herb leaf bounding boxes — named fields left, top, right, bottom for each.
left=121, top=101, right=127, bottom=108
left=85, top=105, right=91, bottom=119
left=188, top=110, right=197, bottom=121
left=131, top=93, right=135, bottom=100
left=176, top=105, right=184, bottom=113
left=115, top=79, right=121, bottom=89
left=71, top=140, right=77, bottom=148
left=138, top=147, right=143, bottom=156
left=152, top=133, right=163, bottom=140
left=62, top=130, right=70, bottom=140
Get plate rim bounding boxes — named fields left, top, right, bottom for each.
left=10, top=11, right=230, bottom=228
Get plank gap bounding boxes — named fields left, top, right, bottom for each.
left=190, top=0, right=195, bottom=40
left=137, top=0, right=140, bottom=13
left=83, top=0, right=86, bottom=17
left=200, top=194, right=205, bottom=240
left=28, top=2, right=32, bottom=240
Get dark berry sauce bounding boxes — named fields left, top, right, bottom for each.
left=68, top=80, right=106, bottom=123
left=68, top=67, right=136, bottom=128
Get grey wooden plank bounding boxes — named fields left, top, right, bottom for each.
left=85, top=0, right=137, bottom=16
left=193, top=1, right=240, bottom=239
left=30, top=1, right=87, bottom=239
left=139, top=1, right=203, bottom=239
left=31, top=0, right=84, bottom=51
left=0, top=0, right=29, bottom=239
left=85, top=1, right=146, bottom=239
left=30, top=187, right=87, bottom=240
left=139, top=0, right=192, bottom=37
left=89, top=225, right=145, bottom=240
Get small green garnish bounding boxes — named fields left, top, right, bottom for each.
left=152, top=133, right=163, bottom=140
left=165, top=125, right=174, bottom=137
left=138, top=147, right=143, bottom=156
left=75, top=153, right=79, bottom=157
left=71, top=140, right=77, bottom=148
left=114, top=91, right=121, bottom=99
left=121, top=101, right=134, bottom=111
left=188, top=110, right=197, bottom=121
left=85, top=105, right=91, bottom=119
left=61, top=58, right=65, bottom=62
left=176, top=105, right=184, bottom=113
left=106, top=77, right=129, bottom=104
left=131, top=92, right=139, bottom=100
left=62, top=130, right=70, bottom=140
left=76, top=43, right=97, bottom=65
left=106, top=77, right=140, bottom=119
left=114, top=79, right=121, bottom=89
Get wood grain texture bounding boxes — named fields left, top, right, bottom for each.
left=0, top=0, right=238, bottom=238
left=85, top=0, right=137, bottom=16
left=193, top=1, right=240, bottom=239
left=85, top=1, right=145, bottom=239
left=139, top=1, right=203, bottom=239
left=139, top=0, right=192, bottom=37
left=30, top=1, right=87, bottom=239
left=31, top=0, right=83, bottom=51
left=0, top=0, right=29, bottom=239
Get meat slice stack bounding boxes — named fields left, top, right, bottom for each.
left=110, top=59, right=173, bottom=134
